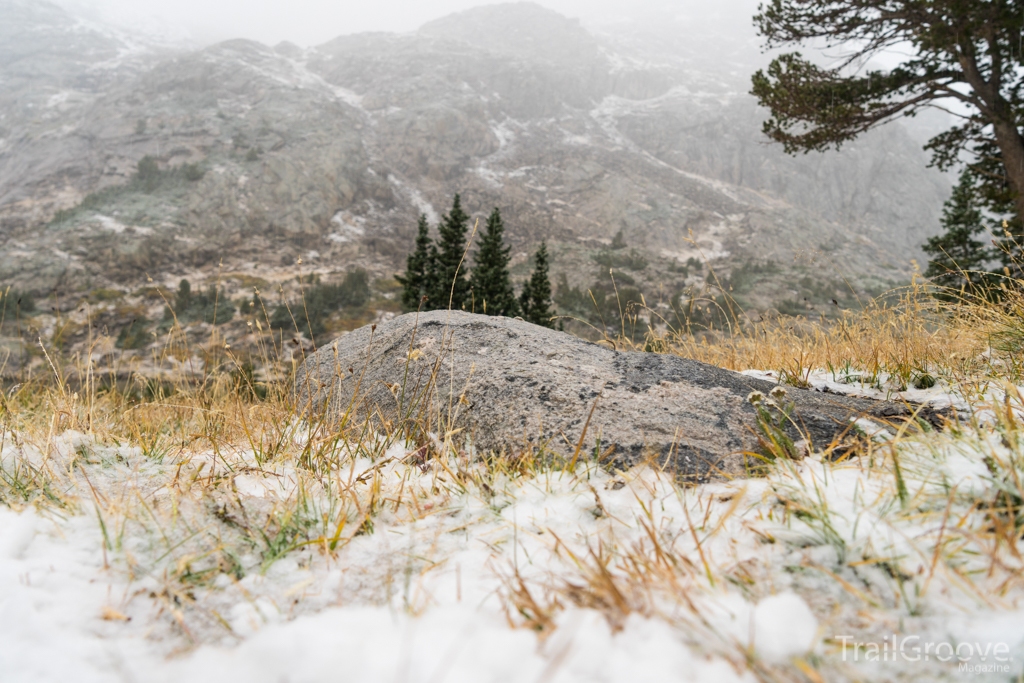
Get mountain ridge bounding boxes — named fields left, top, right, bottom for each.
left=0, top=1, right=948, bottom=335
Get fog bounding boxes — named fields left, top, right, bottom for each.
left=52, top=0, right=762, bottom=49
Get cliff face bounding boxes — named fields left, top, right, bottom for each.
left=0, top=0, right=948, bottom=310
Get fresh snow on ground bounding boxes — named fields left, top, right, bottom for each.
left=2, top=377, right=1024, bottom=681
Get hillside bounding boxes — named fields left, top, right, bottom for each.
left=0, top=1, right=950, bottom=364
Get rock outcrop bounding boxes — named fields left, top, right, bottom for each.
left=296, top=311, right=888, bottom=480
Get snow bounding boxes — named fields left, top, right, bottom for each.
left=0, top=486, right=752, bottom=683
left=2, top=375, right=1023, bottom=681
left=92, top=214, right=127, bottom=233
left=752, top=593, right=819, bottom=661
left=740, top=368, right=1024, bottom=421
left=489, top=119, right=519, bottom=152
left=0, top=508, right=161, bottom=683
left=45, top=90, right=73, bottom=108
left=327, top=210, right=367, bottom=243
left=589, top=92, right=758, bottom=208
left=153, top=606, right=756, bottom=683
left=201, top=43, right=367, bottom=116
left=386, top=174, right=439, bottom=225
left=474, top=118, right=526, bottom=189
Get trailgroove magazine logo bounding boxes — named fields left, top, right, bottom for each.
left=835, top=634, right=1016, bottom=674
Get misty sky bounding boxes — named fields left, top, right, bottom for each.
left=53, top=0, right=761, bottom=48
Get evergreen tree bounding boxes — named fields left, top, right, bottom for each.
left=426, top=243, right=441, bottom=310
left=749, top=1, right=1024, bottom=227
left=520, top=242, right=555, bottom=328
left=174, top=279, right=192, bottom=313
left=469, top=208, right=520, bottom=317
left=924, top=170, right=996, bottom=297
left=431, top=194, right=472, bottom=310
left=165, top=279, right=234, bottom=325
left=396, top=214, right=434, bottom=311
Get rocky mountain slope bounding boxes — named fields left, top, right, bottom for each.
left=0, top=0, right=949, bottom=356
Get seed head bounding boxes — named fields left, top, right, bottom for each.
left=747, top=391, right=765, bottom=406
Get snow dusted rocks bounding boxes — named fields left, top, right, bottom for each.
left=296, top=311, right=886, bottom=480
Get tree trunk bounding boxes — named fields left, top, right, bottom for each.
left=957, top=45, right=1024, bottom=225
left=991, top=117, right=1024, bottom=227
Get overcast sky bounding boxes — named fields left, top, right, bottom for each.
left=52, top=0, right=760, bottom=48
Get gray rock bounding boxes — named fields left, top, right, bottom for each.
left=295, top=311, right=891, bottom=481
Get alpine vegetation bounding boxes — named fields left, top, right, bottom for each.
left=469, top=208, right=521, bottom=318
left=5, top=268, right=1024, bottom=683
left=519, top=242, right=555, bottom=328
left=432, top=194, right=473, bottom=311
left=923, top=170, right=1000, bottom=297
left=397, top=195, right=472, bottom=312
left=398, top=198, right=554, bottom=326
left=397, top=215, right=435, bottom=312
left=163, top=278, right=235, bottom=325
left=752, top=0, right=1024, bottom=268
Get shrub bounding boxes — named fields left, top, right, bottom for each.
left=182, top=163, right=205, bottom=182
left=137, top=156, right=160, bottom=181
left=116, top=317, right=151, bottom=350
left=164, top=279, right=235, bottom=325
left=592, top=248, right=648, bottom=271
left=0, top=287, right=36, bottom=318
left=270, top=270, right=371, bottom=339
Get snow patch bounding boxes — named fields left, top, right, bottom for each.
left=387, top=175, right=439, bottom=224
left=327, top=211, right=367, bottom=243
left=92, top=215, right=127, bottom=234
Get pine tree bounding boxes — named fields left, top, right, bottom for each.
left=469, top=208, right=520, bottom=317
left=174, top=279, right=192, bottom=313
left=923, top=170, right=995, bottom=297
left=431, top=194, right=472, bottom=310
left=519, top=279, right=532, bottom=318
left=396, top=214, right=434, bottom=311
left=520, top=242, right=555, bottom=328
left=425, top=244, right=441, bottom=310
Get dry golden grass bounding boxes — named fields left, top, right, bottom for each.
left=1, top=271, right=1022, bottom=520
left=1, top=272, right=1023, bottom=681
left=640, top=275, right=1024, bottom=389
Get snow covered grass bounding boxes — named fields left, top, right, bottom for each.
left=2, top=281, right=1024, bottom=682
